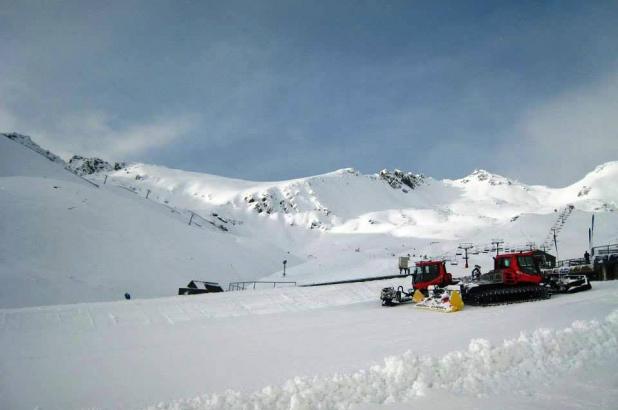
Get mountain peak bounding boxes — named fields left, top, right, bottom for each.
left=378, top=169, right=425, bottom=191
left=458, top=169, right=514, bottom=186
left=2, top=132, right=65, bottom=164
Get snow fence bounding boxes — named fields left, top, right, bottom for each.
left=147, top=309, right=618, bottom=410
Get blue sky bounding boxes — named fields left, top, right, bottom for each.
left=1, top=0, right=617, bottom=185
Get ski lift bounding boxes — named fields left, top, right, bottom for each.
left=450, top=260, right=459, bottom=266
left=455, top=252, right=463, bottom=256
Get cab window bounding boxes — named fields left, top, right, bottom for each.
left=414, top=264, right=440, bottom=282
left=496, top=257, right=511, bottom=269
left=517, top=256, right=539, bottom=275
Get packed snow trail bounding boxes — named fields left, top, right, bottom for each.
left=1, top=281, right=617, bottom=410
left=146, top=309, right=618, bottom=410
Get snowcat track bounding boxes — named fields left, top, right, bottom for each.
left=463, top=285, right=550, bottom=307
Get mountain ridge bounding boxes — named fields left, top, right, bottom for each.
left=1, top=132, right=617, bottom=308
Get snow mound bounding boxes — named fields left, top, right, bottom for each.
left=147, top=310, right=618, bottom=410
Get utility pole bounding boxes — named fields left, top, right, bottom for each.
left=188, top=212, right=194, bottom=226
left=491, top=239, right=504, bottom=257
left=458, top=243, right=474, bottom=269
left=282, top=259, right=287, bottom=277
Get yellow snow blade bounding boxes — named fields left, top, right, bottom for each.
left=449, top=290, right=464, bottom=312
left=414, top=290, right=464, bottom=313
left=412, top=289, right=425, bottom=303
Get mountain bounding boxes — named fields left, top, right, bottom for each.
left=0, top=134, right=287, bottom=308
left=1, top=133, right=617, bottom=308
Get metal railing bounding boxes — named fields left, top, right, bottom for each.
left=592, top=243, right=618, bottom=256
left=227, top=281, right=297, bottom=291
left=556, top=258, right=589, bottom=268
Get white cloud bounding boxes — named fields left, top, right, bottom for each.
left=1, top=107, right=198, bottom=161
left=503, top=71, right=618, bottom=186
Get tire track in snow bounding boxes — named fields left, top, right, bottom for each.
left=145, top=309, right=618, bottom=410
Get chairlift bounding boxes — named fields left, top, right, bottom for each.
left=450, top=260, right=459, bottom=266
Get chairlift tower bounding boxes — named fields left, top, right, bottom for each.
left=458, top=242, right=474, bottom=269
left=491, top=239, right=504, bottom=257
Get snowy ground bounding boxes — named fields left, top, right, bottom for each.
left=1, top=279, right=617, bottom=410
left=2, top=134, right=617, bottom=409
left=2, top=134, right=618, bottom=308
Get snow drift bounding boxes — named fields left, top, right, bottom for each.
left=147, top=309, right=618, bottom=410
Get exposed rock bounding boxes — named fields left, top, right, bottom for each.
left=578, top=186, right=591, bottom=197
left=2, top=133, right=64, bottom=164
left=66, top=155, right=126, bottom=176
left=379, top=169, right=424, bottom=190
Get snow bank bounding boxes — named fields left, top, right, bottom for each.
left=146, top=309, right=618, bottom=410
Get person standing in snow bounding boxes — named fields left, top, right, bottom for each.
left=584, top=250, right=590, bottom=264
left=471, top=265, right=481, bottom=281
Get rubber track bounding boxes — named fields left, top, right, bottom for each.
left=463, top=285, right=550, bottom=306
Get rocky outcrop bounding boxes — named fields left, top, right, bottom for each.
left=379, top=169, right=424, bottom=191
left=66, top=155, right=125, bottom=176
left=2, top=133, right=65, bottom=164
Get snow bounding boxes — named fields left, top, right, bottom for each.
left=1, top=133, right=618, bottom=409
left=0, top=135, right=288, bottom=308
left=1, top=281, right=617, bottom=410
left=2, top=134, right=618, bottom=307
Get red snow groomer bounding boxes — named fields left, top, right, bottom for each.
left=380, top=260, right=461, bottom=311
left=382, top=251, right=558, bottom=312
left=460, top=251, right=551, bottom=305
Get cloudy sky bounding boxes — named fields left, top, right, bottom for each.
left=1, top=1, right=617, bottom=186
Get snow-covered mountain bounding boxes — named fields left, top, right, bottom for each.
left=0, top=134, right=288, bottom=308
left=1, top=133, right=617, bottom=308
left=2, top=133, right=618, bottom=410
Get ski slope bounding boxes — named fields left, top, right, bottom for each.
left=0, top=135, right=288, bottom=308
left=1, top=133, right=617, bottom=410
left=1, top=280, right=616, bottom=410
left=1, top=133, right=617, bottom=309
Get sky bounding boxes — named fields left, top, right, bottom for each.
left=1, top=0, right=617, bottom=186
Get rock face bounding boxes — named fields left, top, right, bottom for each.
left=2, top=133, right=65, bottom=164
left=67, top=155, right=125, bottom=176
left=379, top=169, right=424, bottom=190
left=578, top=186, right=591, bottom=197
